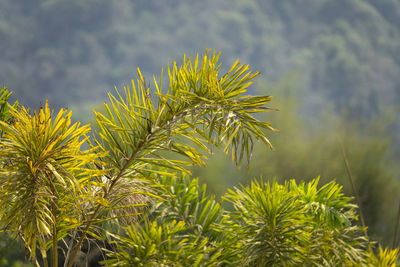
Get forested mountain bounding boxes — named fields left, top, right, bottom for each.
left=1, top=0, right=400, bottom=117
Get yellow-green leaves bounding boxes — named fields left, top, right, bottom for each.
left=370, top=246, right=400, bottom=267
left=0, top=51, right=276, bottom=265
left=222, top=179, right=371, bottom=266
left=0, top=87, right=19, bottom=133
left=0, top=100, right=103, bottom=260
left=105, top=174, right=225, bottom=267
left=94, top=50, right=275, bottom=186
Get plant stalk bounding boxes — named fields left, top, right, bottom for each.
left=51, top=205, right=58, bottom=267
left=66, top=133, right=155, bottom=267
left=48, top=174, right=58, bottom=267
left=337, top=136, right=366, bottom=229
left=41, top=248, right=49, bottom=267
left=392, top=199, right=400, bottom=248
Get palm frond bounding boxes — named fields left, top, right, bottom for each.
left=93, top=50, right=274, bottom=186
left=105, top=172, right=226, bottom=266
left=222, top=178, right=372, bottom=266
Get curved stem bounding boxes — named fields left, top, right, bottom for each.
left=40, top=248, right=49, bottom=267
left=66, top=135, right=153, bottom=267
left=392, top=199, right=400, bottom=248
left=47, top=173, right=58, bottom=267
left=66, top=108, right=189, bottom=266
left=337, top=136, right=366, bottom=229
left=66, top=102, right=238, bottom=266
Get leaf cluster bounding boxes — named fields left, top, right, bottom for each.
left=0, top=88, right=19, bottom=137
left=0, top=51, right=275, bottom=266
left=106, top=174, right=223, bottom=266
left=0, top=100, right=104, bottom=262
left=106, top=173, right=398, bottom=266
left=0, top=51, right=398, bottom=266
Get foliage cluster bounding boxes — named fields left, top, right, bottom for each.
left=0, top=52, right=398, bottom=266
left=0, top=52, right=270, bottom=266
left=193, top=75, right=400, bottom=246
left=107, top=173, right=400, bottom=266
left=3, top=2, right=400, bottom=254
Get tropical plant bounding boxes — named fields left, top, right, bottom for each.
left=0, top=87, right=32, bottom=267
left=0, top=87, right=19, bottom=135
left=193, top=75, right=400, bottom=246
left=369, top=246, right=400, bottom=267
left=0, top=99, right=105, bottom=266
left=105, top=172, right=400, bottom=266
left=221, top=178, right=372, bottom=266
left=105, top=173, right=226, bottom=266
left=0, top=52, right=398, bottom=266
left=0, top=51, right=274, bottom=266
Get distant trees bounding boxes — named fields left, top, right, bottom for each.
left=2, top=0, right=400, bottom=118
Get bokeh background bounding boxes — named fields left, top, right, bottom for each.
left=1, top=0, right=400, bottom=265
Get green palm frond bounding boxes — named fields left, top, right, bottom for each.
left=222, top=178, right=372, bottom=266
left=289, top=178, right=370, bottom=265
left=368, top=246, right=400, bottom=267
left=152, top=174, right=222, bottom=240
left=65, top=50, right=274, bottom=266
left=105, top=172, right=225, bottom=266
left=290, top=177, right=357, bottom=228
left=88, top=50, right=274, bottom=231
left=106, top=219, right=217, bottom=267
left=0, top=87, right=19, bottom=136
left=93, top=51, right=274, bottom=185
left=223, top=180, right=306, bottom=266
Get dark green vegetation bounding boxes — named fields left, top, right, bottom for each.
left=1, top=0, right=400, bottom=117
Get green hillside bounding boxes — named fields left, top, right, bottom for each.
left=1, top=0, right=400, bottom=116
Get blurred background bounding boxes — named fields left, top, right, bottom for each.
left=1, top=0, right=400, bottom=265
